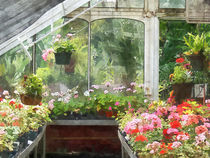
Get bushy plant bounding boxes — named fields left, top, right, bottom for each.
left=19, top=74, right=43, bottom=97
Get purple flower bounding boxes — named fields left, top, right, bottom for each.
left=92, top=85, right=99, bottom=89
left=130, top=82, right=136, bottom=86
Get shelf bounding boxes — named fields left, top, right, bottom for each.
left=118, top=130, right=137, bottom=158
left=50, top=120, right=118, bottom=126
left=17, top=125, right=46, bottom=158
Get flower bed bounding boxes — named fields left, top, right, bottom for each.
left=117, top=99, right=210, bottom=158
left=0, top=91, right=51, bottom=156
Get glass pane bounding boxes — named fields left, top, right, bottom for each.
left=36, top=19, right=88, bottom=94
left=118, top=0, right=144, bottom=8
left=159, top=0, right=185, bottom=8
left=0, top=45, right=31, bottom=93
left=91, top=19, right=144, bottom=87
left=91, top=0, right=116, bottom=7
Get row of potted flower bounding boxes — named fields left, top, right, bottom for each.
left=46, top=82, right=149, bottom=119
left=116, top=98, right=210, bottom=158
left=0, top=90, right=51, bottom=155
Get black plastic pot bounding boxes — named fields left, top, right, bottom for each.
left=17, top=133, right=29, bottom=150
left=28, top=130, right=38, bottom=141
left=54, top=52, right=72, bottom=65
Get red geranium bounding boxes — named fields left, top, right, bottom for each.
left=130, top=128, right=140, bottom=135
left=135, top=135, right=148, bottom=142
left=176, top=58, right=185, bottom=63
left=9, top=100, right=15, bottom=105
left=0, top=98, right=3, bottom=102
left=163, top=129, right=172, bottom=139
left=195, top=125, right=208, bottom=135
left=170, top=121, right=182, bottom=129
left=160, top=150, right=167, bottom=154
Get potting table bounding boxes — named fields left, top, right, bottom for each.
left=118, top=130, right=137, bottom=158
left=17, top=125, right=46, bottom=158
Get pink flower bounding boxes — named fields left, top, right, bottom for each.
left=126, top=88, right=132, bottom=92
left=56, top=34, right=61, bottom=39
left=146, top=141, right=161, bottom=154
left=204, top=123, right=210, bottom=128
left=195, top=134, right=207, bottom=145
left=176, top=134, right=190, bottom=141
left=42, top=51, right=49, bottom=61
left=130, top=82, right=136, bottom=86
left=0, top=130, right=6, bottom=135
left=108, top=106, right=112, bottom=111
left=172, top=141, right=182, bottom=148
left=124, top=119, right=142, bottom=134
left=115, top=102, right=120, bottom=106
left=167, top=128, right=179, bottom=135
left=3, top=90, right=9, bottom=96
left=67, top=33, right=73, bottom=38
left=89, top=89, right=94, bottom=93
left=104, top=90, right=108, bottom=94
left=74, top=94, right=79, bottom=98
left=92, top=85, right=99, bottom=89
left=48, top=99, right=55, bottom=110
left=133, top=90, right=137, bottom=93
left=105, top=82, right=111, bottom=87
left=168, top=113, right=180, bottom=120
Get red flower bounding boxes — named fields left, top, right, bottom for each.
left=170, top=121, right=182, bottom=129
left=130, top=128, right=140, bottom=135
left=195, top=125, right=208, bottom=135
left=18, top=104, right=23, bottom=109
left=12, top=121, right=20, bottom=126
left=9, top=100, right=15, bottom=105
left=105, top=111, right=113, bottom=118
left=39, top=102, right=42, bottom=106
left=167, top=143, right=173, bottom=150
left=160, top=150, right=167, bottom=154
left=0, top=122, right=5, bottom=126
left=0, top=98, right=2, bottom=102
left=1, top=112, right=6, bottom=117
left=163, top=129, right=172, bottom=139
left=135, top=135, right=148, bottom=142
left=176, top=58, right=184, bottom=63
left=160, top=142, right=166, bottom=148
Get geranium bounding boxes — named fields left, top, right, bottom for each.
left=176, top=58, right=185, bottom=63
left=0, top=98, right=2, bottom=102
left=130, top=128, right=140, bottom=135
left=172, top=141, right=182, bottom=148
left=115, top=101, right=120, bottom=106
left=195, top=125, right=208, bottom=135
left=160, top=150, right=167, bottom=154
left=135, top=135, right=148, bottom=142
left=170, top=120, right=182, bottom=129
left=146, top=141, right=161, bottom=154
left=176, top=133, right=190, bottom=141
left=167, top=128, right=179, bottom=135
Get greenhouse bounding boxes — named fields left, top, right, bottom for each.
left=0, top=0, right=209, bottom=158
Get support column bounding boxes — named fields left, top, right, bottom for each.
left=144, top=16, right=159, bottom=100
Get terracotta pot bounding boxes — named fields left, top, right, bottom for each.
left=54, top=52, right=72, bottom=65
left=20, top=94, right=42, bottom=105
left=172, top=83, right=193, bottom=104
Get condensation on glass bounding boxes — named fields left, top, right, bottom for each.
left=159, top=0, right=185, bottom=8
left=0, top=45, right=31, bottom=93
left=91, top=18, right=144, bottom=87
left=36, top=19, right=88, bottom=94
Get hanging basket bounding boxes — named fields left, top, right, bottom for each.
left=20, top=94, right=42, bottom=105
left=54, top=52, right=72, bottom=65
left=172, top=83, right=193, bottom=104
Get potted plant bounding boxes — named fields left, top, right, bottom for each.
left=184, top=33, right=210, bottom=71
left=42, top=34, right=75, bottom=65
left=19, top=74, right=43, bottom=105
left=169, top=57, right=193, bottom=104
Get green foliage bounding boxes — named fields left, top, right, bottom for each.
left=21, top=74, right=43, bottom=97
left=193, top=71, right=208, bottom=84
left=171, top=66, right=192, bottom=84
left=53, top=36, right=75, bottom=53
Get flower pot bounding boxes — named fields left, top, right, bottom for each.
left=189, top=54, right=205, bottom=71
left=20, top=94, right=42, bottom=105
left=172, top=83, right=193, bottom=104
left=54, top=52, right=72, bottom=65
left=64, top=57, right=76, bottom=73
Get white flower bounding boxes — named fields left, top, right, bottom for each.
left=14, top=90, right=19, bottom=95
left=58, top=98, right=62, bottom=102
left=84, top=90, right=90, bottom=96
left=42, top=92, right=49, bottom=97
left=3, top=90, right=9, bottom=96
